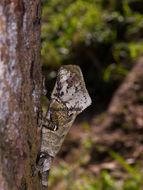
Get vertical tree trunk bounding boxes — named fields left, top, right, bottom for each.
left=0, top=0, right=42, bottom=189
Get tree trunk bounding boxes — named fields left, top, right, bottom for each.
left=0, top=0, right=42, bottom=189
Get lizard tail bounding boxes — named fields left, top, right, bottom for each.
left=40, top=170, right=50, bottom=190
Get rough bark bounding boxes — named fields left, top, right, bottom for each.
left=0, top=0, right=42, bottom=190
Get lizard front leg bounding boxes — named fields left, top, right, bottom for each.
left=42, top=119, right=58, bottom=131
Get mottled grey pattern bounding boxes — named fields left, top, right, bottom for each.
left=37, top=65, right=91, bottom=188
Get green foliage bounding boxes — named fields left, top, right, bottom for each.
left=42, top=0, right=109, bottom=65
left=42, top=1, right=143, bottom=189
left=110, top=151, right=141, bottom=181
left=49, top=160, right=143, bottom=190
left=42, top=0, right=143, bottom=102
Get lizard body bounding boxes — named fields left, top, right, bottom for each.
left=36, top=65, right=91, bottom=189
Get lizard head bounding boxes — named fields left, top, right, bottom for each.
left=51, top=65, right=92, bottom=115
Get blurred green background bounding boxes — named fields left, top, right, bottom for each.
left=41, top=0, right=143, bottom=189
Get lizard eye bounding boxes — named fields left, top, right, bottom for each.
left=40, top=153, right=45, bottom=158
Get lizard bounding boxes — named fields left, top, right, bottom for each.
left=35, top=65, right=92, bottom=189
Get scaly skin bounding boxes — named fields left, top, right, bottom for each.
left=36, top=65, right=92, bottom=189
